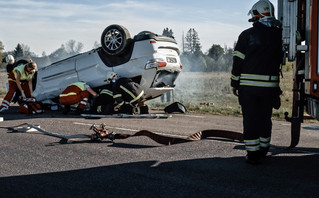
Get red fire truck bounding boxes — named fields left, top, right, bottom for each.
left=278, top=0, right=318, bottom=147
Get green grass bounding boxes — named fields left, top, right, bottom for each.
left=148, top=70, right=295, bottom=120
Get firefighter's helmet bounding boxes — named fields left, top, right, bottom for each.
left=5, top=55, right=15, bottom=64
left=105, top=71, right=119, bottom=84
left=248, top=0, right=275, bottom=22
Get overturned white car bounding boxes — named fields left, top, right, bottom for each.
left=33, top=24, right=182, bottom=104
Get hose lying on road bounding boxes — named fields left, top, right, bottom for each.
left=2, top=123, right=243, bottom=145
left=116, top=130, right=244, bottom=145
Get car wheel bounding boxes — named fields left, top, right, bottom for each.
left=101, top=24, right=131, bottom=55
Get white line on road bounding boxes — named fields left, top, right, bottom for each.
left=73, top=122, right=139, bottom=132
left=172, top=114, right=206, bottom=118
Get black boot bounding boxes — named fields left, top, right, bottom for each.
left=260, top=146, right=270, bottom=158
left=245, top=151, right=261, bottom=165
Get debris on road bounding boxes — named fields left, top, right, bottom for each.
left=3, top=123, right=243, bottom=145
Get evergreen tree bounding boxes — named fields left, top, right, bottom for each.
left=13, top=44, right=24, bottom=59
left=184, top=28, right=201, bottom=54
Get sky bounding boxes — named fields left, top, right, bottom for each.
left=0, top=0, right=277, bottom=56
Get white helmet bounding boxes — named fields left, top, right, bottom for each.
left=105, top=71, right=119, bottom=84
left=248, top=0, right=275, bottom=22
left=5, top=55, right=15, bottom=64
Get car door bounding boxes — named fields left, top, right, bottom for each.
left=34, top=58, right=77, bottom=101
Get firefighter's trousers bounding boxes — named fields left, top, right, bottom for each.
left=60, top=85, right=89, bottom=110
left=239, top=86, right=276, bottom=158
left=0, top=80, right=31, bottom=109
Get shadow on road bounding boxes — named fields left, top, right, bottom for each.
left=0, top=154, right=318, bottom=197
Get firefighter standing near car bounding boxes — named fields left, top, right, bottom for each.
left=231, top=0, right=283, bottom=164
left=105, top=72, right=148, bottom=114
left=59, top=82, right=98, bottom=114
left=0, top=60, right=37, bottom=112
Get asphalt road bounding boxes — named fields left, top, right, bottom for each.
left=0, top=105, right=319, bottom=197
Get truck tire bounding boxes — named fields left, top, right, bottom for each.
left=101, top=24, right=131, bottom=56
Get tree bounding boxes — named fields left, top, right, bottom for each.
left=21, top=44, right=37, bottom=58
left=162, top=28, right=174, bottom=38
left=0, top=41, right=4, bottom=69
left=0, top=41, right=4, bottom=61
left=184, top=28, right=202, bottom=54
left=13, top=44, right=24, bottom=59
left=208, top=44, right=224, bottom=61
left=65, top=40, right=83, bottom=56
left=93, top=41, right=101, bottom=49
left=49, top=44, right=68, bottom=61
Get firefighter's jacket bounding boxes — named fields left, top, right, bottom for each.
left=59, top=82, right=90, bottom=109
left=7, top=59, right=28, bottom=75
left=93, top=84, right=114, bottom=114
left=8, top=64, right=36, bottom=82
left=112, top=78, right=144, bottom=106
left=231, top=21, right=283, bottom=89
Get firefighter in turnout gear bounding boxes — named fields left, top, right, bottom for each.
left=105, top=72, right=148, bottom=114
left=0, top=61, right=37, bottom=112
left=59, top=82, right=98, bottom=114
left=91, top=84, right=115, bottom=115
left=231, top=0, right=283, bottom=164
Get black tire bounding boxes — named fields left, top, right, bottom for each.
left=101, top=24, right=131, bottom=56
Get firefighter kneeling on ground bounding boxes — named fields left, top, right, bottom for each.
left=105, top=72, right=148, bottom=114
left=91, top=83, right=114, bottom=115
left=59, top=82, right=98, bottom=114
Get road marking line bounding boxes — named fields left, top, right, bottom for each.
left=73, top=122, right=139, bottom=132
left=173, top=114, right=206, bottom=118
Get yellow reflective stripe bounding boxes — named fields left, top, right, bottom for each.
left=8, top=78, right=16, bottom=82
left=136, top=107, right=141, bottom=114
left=241, top=74, right=279, bottom=81
left=245, top=145, right=260, bottom=151
left=100, top=89, right=113, bottom=96
left=97, top=106, right=102, bottom=113
left=260, top=137, right=271, bottom=147
left=244, top=139, right=260, bottom=151
left=113, top=94, right=122, bottom=99
left=70, top=82, right=86, bottom=91
left=60, top=92, right=77, bottom=97
left=129, top=90, right=144, bottom=104
left=244, top=139, right=260, bottom=145
left=231, top=75, right=240, bottom=81
left=118, top=101, right=124, bottom=106
left=233, top=51, right=245, bottom=60
left=120, top=85, right=136, bottom=99
left=260, top=137, right=270, bottom=142
left=240, top=80, right=279, bottom=87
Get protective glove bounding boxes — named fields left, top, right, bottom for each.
left=114, top=104, right=121, bottom=112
